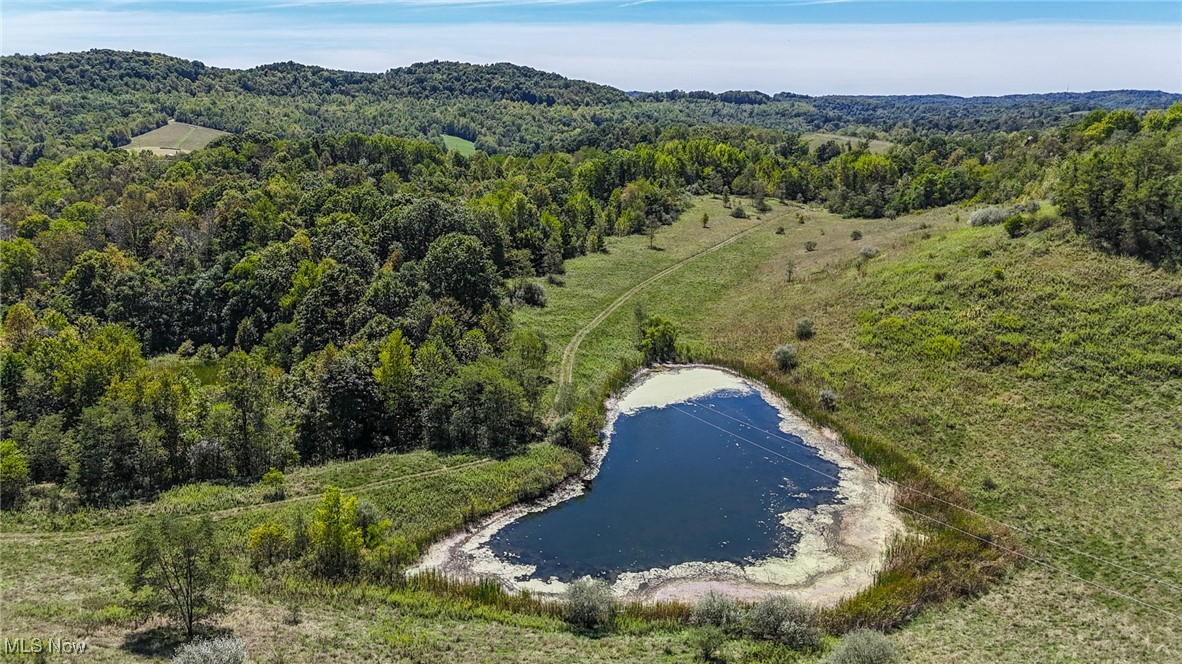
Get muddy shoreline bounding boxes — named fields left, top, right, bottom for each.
left=411, top=365, right=905, bottom=606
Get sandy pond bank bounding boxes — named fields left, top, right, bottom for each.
left=411, top=365, right=905, bottom=606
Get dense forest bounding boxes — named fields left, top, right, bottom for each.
left=2, top=86, right=1180, bottom=507
left=2, top=49, right=1178, bottom=164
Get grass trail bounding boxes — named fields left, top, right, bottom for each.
left=552, top=206, right=781, bottom=411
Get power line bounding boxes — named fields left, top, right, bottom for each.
left=679, top=398, right=1182, bottom=595
left=664, top=402, right=1182, bottom=622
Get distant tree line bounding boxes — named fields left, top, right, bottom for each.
left=3, top=49, right=1178, bottom=165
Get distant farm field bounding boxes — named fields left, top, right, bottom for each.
left=442, top=133, right=477, bottom=155
left=124, top=121, right=230, bottom=155
left=801, top=132, right=893, bottom=154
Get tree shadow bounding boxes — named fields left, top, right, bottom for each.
left=121, top=624, right=234, bottom=659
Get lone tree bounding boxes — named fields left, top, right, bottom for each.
left=701, top=212, right=710, bottom=228
left=130, top=516, right=226, bottom=641
left=785, top=258, right=798, bottom=282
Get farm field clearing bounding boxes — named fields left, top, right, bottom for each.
left=442, top=133, right=478, bottom=155
left=801, top=131, right=893, bottom=154
left=124, top=120, right=230, bottom=155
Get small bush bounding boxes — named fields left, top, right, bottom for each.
left=819, top=388, right=838, bottom=411
left=823, top=629, right=899, bottom=664
left=775, top=225, right=785, bottom=235
left=194, top=344, right=219, bottom=362
left=563, top=578, right=617, bottom=630
left=1003, top=214, right=1026, bottom=238
left=171, top=636, right=246, bottom=664
left=746, top=596, right=821, bottom=650
left=516, top=282, right=546, bottom=307
left=176, top=340, right=196, bottom=357
left=772, top=344, right=798, bottom=372
left=804, top=241, right=817, bottom=252
left=859, top=246, right=880, bottom=259
left=730, top=205, right=748, bottom=219
left=247, top=522, right=291, bottom=569
left=969, top=207, right=1008, bottom=226
left=692, top=625, right=727, bottom=662
left=850, top=230, right=863, bottom=241
left=795, top=318, right=814, bottom=341
left=692, top=591, right=745, bottom=630
left=261, top=468, right=285, bottom=501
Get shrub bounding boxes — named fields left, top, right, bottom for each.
left=1003, top=214, right=1026, bottom=238
left=247, top=522, right=291, bottom=569
left=795, top=318, right=814, bottom=341
left=823, top=629, right=899, bottom=664
left=692, top=591, right=745, bottom=630
left=261, top=468, right=285, bottom=501
left=775, top=225, right=785, bottom=235
left=516, top=282, right=546, bottom=307
left=638, top=316, right=679, bottom=364
left=691, top=625, right=727, bottom=662
left=194, top=344, right=219, bottom=362
left=859, top=246, right=880, bottom=259
left=746, top=596, right=821, bottom=649
left=804, top=241, right=817, bottom=252
left=308, top=486, right=363, bottom=579
left=730, top=205, right=748, bottom=219
left=969, top=206, right=1008, bottom=226
left=176, top=339, right=196, bottom=357
left=563, top=578, right=617, bottom=630
left=819, top=388, right=838, bottom=411
left=171, top=636, right=246, bottom=664
left=850, top=230, right=863, bottom=241
left=772, top=344, right=798, bottom=372
left=0, top=439, right=30, bottom=506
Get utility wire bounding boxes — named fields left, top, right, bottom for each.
left=664, top=402, right=1182, bottom=622
left=680, top=398, right=1182, bottom=594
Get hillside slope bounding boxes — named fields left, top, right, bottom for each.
left=3, top=49, right=1178, bottom=163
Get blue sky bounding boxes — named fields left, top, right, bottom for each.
left=3, top=1, right=1180, bottom=94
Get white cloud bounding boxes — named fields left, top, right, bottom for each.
left=3, top=7, right=1179, bottom=94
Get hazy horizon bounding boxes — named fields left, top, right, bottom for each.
left=2, top=1, right=1180, bottom=96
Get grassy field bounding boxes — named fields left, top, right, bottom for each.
left=3, top=196, right=1179, bottom=661
left=523, top=196, right=1181, bottom=661
left=124, top=121, right=230, bottom=155
left=442, top=134, right=478, bottom=155
left=801, top=132, right=893, bottom=155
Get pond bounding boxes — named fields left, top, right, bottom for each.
left=487, top=383, right=843, bottom=580
left=414, top=366, right=903, bottom=604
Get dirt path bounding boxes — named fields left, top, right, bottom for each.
left=552, top=209, right=786, bottom=413
left=0, top=459, right=493, bottom=543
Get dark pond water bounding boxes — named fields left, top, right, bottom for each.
left=488, top=388, right=843, bottom=581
